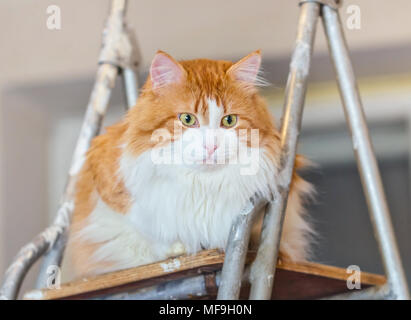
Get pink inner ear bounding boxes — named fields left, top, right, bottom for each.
left=232, top=54, right=261, bottom=84
left=150, top=53, right=183, bottom=89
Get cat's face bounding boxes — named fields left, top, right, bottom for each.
left=124, top=50, right=279, bottom=174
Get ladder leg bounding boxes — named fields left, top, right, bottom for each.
left=32, top=0, right=132, bottom=292
left=34, top=0, right=142, bottom=291
left=248, top=1, right=320, bottom=300
left=122, top=67, right=139, bottom=109
left=34, top=62, right=120, bottom=290
left=322, top=5, right=410, bottom=300
left=0, top=59, right=119, bottom=298
left=121, top=27, right=141, bottom=110
left=34, top=226, right=68, bottom=289
left=217, top=197, right=266, bottom=299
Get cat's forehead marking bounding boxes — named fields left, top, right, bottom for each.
left=207, top=98, right=224, bottom=129
left=193, top=97, right=201, bottom=114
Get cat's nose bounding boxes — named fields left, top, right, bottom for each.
left=205, top=144, right=218, bottom=156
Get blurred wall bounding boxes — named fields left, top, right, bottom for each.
left=1, top=0, right=411, bottom=293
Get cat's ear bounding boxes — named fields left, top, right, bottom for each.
left=227, top=50, right=266, bottom=87
left=150, top=51, right=185, bottom=90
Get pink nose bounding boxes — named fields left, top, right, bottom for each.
left=205, top=144, right=218, bottom=156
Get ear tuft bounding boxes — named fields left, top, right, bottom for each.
left=150, top=51, right=185, bottom=89
left=227, top=50, right=268, bottom=87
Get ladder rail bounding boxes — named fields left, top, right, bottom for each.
left=122, top=67, right=139, bottom=109
left=322, top=283, right=390, bottom=300
left=247, top=1, right=320, bottom=300
left=217, top=197, right=267, bottom=299
left=34, top=0, right=140, bottom=290
left=322, top=4, right=410, bottom=299
left=34, top=63, right=120, bottom=289
left=0, top=52, right=121, bottom=301
left=247, top=0, right=409, bottom=300
left=34, top=0, right=139, bottom=291
left=0, top=0, right=139, bottom=299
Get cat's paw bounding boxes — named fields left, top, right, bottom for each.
left=168, top=242, right=186, bottom=257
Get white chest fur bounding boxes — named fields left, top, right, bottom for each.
left=79, top=148, right=277, bottom=273
left=120, top=150, right=276, bottom=251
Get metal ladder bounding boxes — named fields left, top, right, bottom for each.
left=0, top=0, right=409, bottom=300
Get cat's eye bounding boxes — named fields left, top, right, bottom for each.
left=221, top=114, right=237, bottom=128
left=179, top=113, right=197, bottom=127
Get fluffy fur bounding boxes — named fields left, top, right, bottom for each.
left=67, top=50, right=314, bottom=278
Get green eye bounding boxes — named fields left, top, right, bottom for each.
left=221, top=114, right=237, bottom=128
left=179, top=113, right=197, bottom=127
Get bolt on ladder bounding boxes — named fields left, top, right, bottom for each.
left=0, top=0, right=409, bottom=300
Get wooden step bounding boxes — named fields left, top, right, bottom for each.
left=23, top=249, right=385, bottom=300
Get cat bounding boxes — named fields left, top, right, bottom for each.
left=66, top=50, right=314, bottom=278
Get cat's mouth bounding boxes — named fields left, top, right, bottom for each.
left=194, top=155, right=219, bottom=166
left=183, top=152, right=227, bottom=169
left=197, top=160, right=219, bottom=167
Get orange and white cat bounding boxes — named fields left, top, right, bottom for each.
left=67, top=50, right=313, bottom=277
